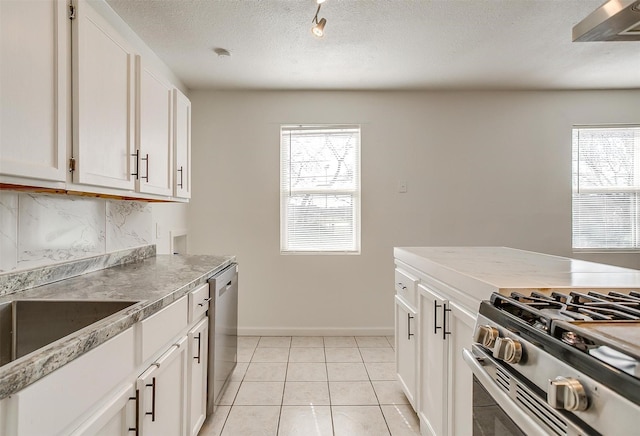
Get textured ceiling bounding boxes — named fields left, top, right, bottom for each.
left=106, top=0, right=640, bottom=91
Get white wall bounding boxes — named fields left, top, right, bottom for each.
left=187, top=90, right=640, bottom=335
left=150, top=202, right=189, bottom=254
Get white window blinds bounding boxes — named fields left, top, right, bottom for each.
left=280, top=125, right=361, bottom=253
left=572, top=126, right=640, bottom=251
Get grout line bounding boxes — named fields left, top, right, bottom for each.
left=378, top=404, right=393, bottom=436
left=217, top=406, right=232, bottom=436
left=325, top=345, right=335, bottom=436
left=229, top=337, right=411, bottom=435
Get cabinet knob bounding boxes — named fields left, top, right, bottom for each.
left=548, top=376, right=588, bottom=411
left=492, top=337, right=522, bottom=364
left=473, top=325, right=499, bottom=349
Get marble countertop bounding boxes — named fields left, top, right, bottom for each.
left=0, top=253, right=235, bottom=399
left=394, top=246, right=640, bottom=302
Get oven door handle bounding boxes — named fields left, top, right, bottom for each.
left=462, top=348, right=549, bottom=436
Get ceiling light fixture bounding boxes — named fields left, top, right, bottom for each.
left=213, top=47, right=231, bottom=57
left=311, top=0, right=327, bottom=38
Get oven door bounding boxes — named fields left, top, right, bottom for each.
left=463, top=344, right=590, bottom=436
left=471, top=373, right=527, bottom=436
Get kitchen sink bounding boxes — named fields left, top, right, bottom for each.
left=0, top=299, right=138, bottom=368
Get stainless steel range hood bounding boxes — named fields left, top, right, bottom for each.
left=573, top=0, right=640, bottom=41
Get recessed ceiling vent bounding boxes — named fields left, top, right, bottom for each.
left=573, top=0, right=640, bottom=41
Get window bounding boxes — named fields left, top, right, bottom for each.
left=572, top=125, right=640, bottom=251
left=280, top=125, right=360, bottom=254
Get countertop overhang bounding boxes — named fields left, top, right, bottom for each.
left=0, top=253, right=234, bottom=399
left=394, top=246, right=640, bottom=301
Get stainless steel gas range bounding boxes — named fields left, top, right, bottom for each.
left=464, top=289, right=640, bottom=436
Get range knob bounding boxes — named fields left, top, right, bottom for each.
left=492, top=337, right=522, bottom=364
left=473, top=325, right=499, bottom=349
left=548, top=377, right=588, bottom=411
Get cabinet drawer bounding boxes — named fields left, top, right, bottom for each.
left=395, top=268, right=417, bottom=307
left=140, top=296, right=188, bottom=362
left=188, top=283, right=210, bottom=323
left=6, top=328, right=135, bottom=436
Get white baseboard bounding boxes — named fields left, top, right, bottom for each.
left=238, top=327, right=394, bottom=336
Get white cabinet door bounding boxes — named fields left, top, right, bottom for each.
left=173, top=89, right=191, bottom=199
left=446, top=302, right=475, bottom=436
left=69, top=384, right=137, bottom=436
left=187, top=317, right=208, bottom=436
left=418, top=284, right=448, bottom=436
left=395, top=295, right=417, bottom=409
left=138, top=336, right=188, bottom=436
left=72, top=0, right=136, bottom=190
left=137, top=58, right=173, bottom=196
left=0, top=0, right=68, bottom=183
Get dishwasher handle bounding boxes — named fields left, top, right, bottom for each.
left=209, top=264, right=238, bottom=294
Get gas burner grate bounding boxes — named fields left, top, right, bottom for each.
left=508, top=290, right=640, bottom=322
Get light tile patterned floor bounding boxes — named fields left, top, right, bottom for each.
left=198, top=336, right=421, bottom=436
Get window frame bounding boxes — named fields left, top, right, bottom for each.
left=572, top=124, right=640, bottom=253
left=280, top=124, right=361, bottom=255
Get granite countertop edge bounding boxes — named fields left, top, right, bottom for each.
left=0, top=253, right=235, bottom=400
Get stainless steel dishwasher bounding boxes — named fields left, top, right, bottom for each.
left=206, top=263, right=238, bottom=415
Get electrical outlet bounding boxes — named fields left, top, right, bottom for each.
left=156, top=223, right=162, bottom=239
left=398, top=180, right=408, bottom=193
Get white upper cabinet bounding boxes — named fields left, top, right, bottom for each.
left=137, top=58, right=173, bottom=196
left=72, top=0, right=136, bottom=190
left=1, top=0, right=189, bottom=201
left=0, top=0, right=68, bottom=184
left=173, top=89, right=191, bottom=199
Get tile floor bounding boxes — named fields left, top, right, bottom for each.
left=198, top=336, right=421, bottom=436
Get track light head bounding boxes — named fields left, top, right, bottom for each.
left=312, top=17, right=327, bottom=37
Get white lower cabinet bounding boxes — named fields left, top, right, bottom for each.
left=418, top=284, right=447, bottom=436
left=446, top=302, right=474, bottom=436
left=395, top=295, right=418, bottom=409
left=187, top=317, right=208, bottom=436
left=137, top=336, right=188, bottom=436
left=69, top=383, right=137, bottom=436
left=418, top=283, right=476, bottom=436
left=1, top=327, right=136, bottom=435
left=0, top=289, right=211, bottom=436
left=395, top=259, right=477, bottom=436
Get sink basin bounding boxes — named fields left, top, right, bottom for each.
left=0, top=300, right=138, bottom=367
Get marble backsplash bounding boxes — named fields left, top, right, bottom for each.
left=0, top=192, right=152, bottom=272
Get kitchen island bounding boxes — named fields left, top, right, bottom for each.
left=394, top=246, right=640, bottom=436
left=0, top=247, right=234, bottom=435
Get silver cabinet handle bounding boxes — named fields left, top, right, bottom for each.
left=397, top=282, right=407, bottom=290
left=131, top=151, right=140, bottom=179
left=194, top=333, right=202, bottom=364
left=443, top=303, right=452, bottom=340
left=197, top=297, right=212, bottom=307
left=434, top=300, right=442, bottom=334
left=177, top=166, right=184, bottom=188
left=407, top=313, right=414, bottom=340
left=141, top=153, right=149, bottom=182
